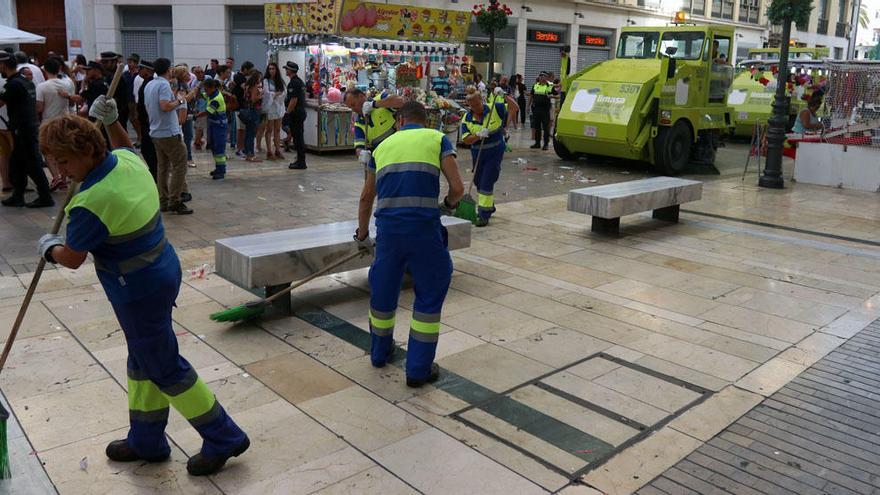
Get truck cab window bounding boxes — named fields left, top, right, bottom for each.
left=617, top=32, right=660, bottom=59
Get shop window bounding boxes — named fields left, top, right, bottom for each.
left=738, top=0, right=759, bottom=24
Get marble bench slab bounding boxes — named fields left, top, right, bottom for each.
left=568, top=177, right=702, bottom=234
left=215, top=217, right=473, bottom=290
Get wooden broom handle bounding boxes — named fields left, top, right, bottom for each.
left=264, top=249, right=366, bottom=304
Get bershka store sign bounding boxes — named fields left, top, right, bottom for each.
left=528, top=29, right=562, bottom=43
left=580, top=34, right=608, bottom=47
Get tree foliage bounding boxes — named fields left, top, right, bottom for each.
left=767, top=0, right=814, bottom=27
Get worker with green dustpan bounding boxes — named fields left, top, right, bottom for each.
left=461, top=90, right=507, bottom=227
left=345, top=88, right=404, bottom=171
left=354, top=101, right=464, bottom=387
left=35, top=102, right=249, bottom=476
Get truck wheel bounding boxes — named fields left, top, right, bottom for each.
left=553, top=137, right=575, bottom=160
left=654, top=121, right=692, bottom=175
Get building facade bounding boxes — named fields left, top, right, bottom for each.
left=1, top=0, right=855, bottom=70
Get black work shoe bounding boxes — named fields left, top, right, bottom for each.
left=186, top=436, right=250, bottom=476
left=26, top=196, right=55, bottom=208
left=180, top=192, right=192, bottom=203
left=211, top=173, right=225, bottom=180
left=529, top=143, right=541, bottom=149
left=1, top=196, right=25, bottom=207
left=406, top=363, right=440, bottom=388
left=542, top=144, right=549, bottom=151
left=105, top=439, right=170, bottom=463
left=170, top=203, right=194, bottom=215
left=475, top=217, right=489, bottom=227
left=288, top=161, right=307, bottom=170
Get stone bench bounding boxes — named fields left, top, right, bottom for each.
left=567, top=177, right=702, bottom=235
left=214, top=217, right=473, bottom=313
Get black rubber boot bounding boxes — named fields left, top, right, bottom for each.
left=1, top=195, right=25, bottom=207
left=105, top=439, right=170, bottom=463
left=288, top=161, right=307, bottom=170
left=406, top=363, right=440, bottom=388
left=26, top=196, right=55, bottom=208
left=186, top=436, right=250, bottom=476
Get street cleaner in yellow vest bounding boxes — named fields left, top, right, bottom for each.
left=461, top=90, right=508, bottom=227
left=36, top=100, right=249, bottom=476
left=353, top=101, right=464, bottom=387
left=201, top=78, right=228, bottom=180
left=344, top=88, right=404, bottom=170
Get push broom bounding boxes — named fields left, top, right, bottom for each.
left=210, top=249, right=368, bottom=323
left=0, top=62, right=126, bottom=479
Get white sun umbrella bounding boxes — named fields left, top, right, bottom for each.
left=0, top=25, right=46, bottom=44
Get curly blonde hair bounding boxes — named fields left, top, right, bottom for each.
left=39, top=115, right=106, bottom=162
left=172, top=65, right=189, bottom=82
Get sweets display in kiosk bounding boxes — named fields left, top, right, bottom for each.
left=265, top=1, right=471, bottom=151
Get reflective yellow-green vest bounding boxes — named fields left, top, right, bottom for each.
left=355, top=95, right=396, bottom=150
left=533, top=82, right=553, bottom=95
left=372, top=127, right=443, bottom=225
left=65, top=149, right=165, bottom=276
left=204, top=90, right=226, bottom=124
left=462, top=103, right=504, bottom=139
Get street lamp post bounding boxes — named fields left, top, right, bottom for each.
left=759, top=18, right=792, bottom=189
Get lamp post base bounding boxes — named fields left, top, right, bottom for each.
left=758, top=174, right=785, bottom=189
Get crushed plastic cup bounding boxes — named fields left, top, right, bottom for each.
left=189, top=264, right=210, bottom=280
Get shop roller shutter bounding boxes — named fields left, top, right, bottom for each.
left=576, top=48, right=610, bottom=72
left=122, top=31, right=159, bottom=61
left=524, top=45, right=561, bottom=86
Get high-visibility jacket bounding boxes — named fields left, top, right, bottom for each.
left=204, top=90, right=226, bottom=124
left=371, top=127, right=445, bottom=231
left=354, top=94, right=396, bottom=150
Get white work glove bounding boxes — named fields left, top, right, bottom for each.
left=493, top=87, right=504, bottom=96
left=362, top=100, right=374, bottom=116
left=89, top=95, right=118, bottom=126
left=37, top=234, right=64, bottom=263
left=353, top=229, right=375, bottom=256
left=439, top=197, right=458, bottom=216
left=358, top=149, right=372, bottom=167
left=476, top=128, right=490, bottom=139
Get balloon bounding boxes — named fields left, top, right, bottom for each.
left=326, top=87, right=343, bottom=103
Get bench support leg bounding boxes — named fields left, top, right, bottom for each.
left=652, top=205, right=680, bottom=223
left=591, top=217, right=620, bottom=235
left=265, top=283, right=292, bottom=316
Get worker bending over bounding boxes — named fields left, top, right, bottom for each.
left=354, top=101, right=464, bottom=386
left=345, top=88, right=404, bottom=169
left=36, top=101, right=249, bottom=476
left=461, top=91, right=507, bottom=227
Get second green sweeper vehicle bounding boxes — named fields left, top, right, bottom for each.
left=554, top=19, right=735, bottom=174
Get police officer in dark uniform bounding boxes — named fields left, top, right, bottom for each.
left=284, top=61, right=307, bottom=170
left=529, top=71, right=554, bottom=150
left=101, top=51, right=131, bottom=130
left=80, top=61, right=108, bottom=114
left=0, top=52, right=54, bottom=207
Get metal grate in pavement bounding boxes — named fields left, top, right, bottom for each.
left=638, top=319, right=880, bottom=495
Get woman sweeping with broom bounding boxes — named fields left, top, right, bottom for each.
left=35, top=97, right=249, bottom=476
left=460, top=90, right=507, bottom=227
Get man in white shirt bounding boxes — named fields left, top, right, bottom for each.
left=36, top=57, right=75, bottom=121
left=15, top=51, right=45, bottom=86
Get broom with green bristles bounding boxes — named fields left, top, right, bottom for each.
left=454, top=137, right=485, bottom=223
left=210, top=248, right=368, bottom=323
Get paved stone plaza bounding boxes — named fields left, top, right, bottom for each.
left=1, top=131, right=879, bottom=494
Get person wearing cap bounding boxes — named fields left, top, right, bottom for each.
left=101, top=51, right=131, bottom=130
left=529, top=71, right=554, bottom=150
left=79, top=61, right=108, bottom=118
left=136, top=60, right=158, bottom=179
left=431, top=67, right=450, bottom=97
left=0, top=52, right=54, bottom=207
left=36, top=104, right=249, bottom=476
left=283, top=61, right=307, bottom=170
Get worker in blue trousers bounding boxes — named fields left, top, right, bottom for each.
left=36, top=100, right=249, bottom=476
left=354, top=101, right=464, bottom=386
left=201, top=78, right=228, bottom=180
left=461, top=90, right=508, bottom=227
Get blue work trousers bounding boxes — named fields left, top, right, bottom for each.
left=110, top=270, right=247, bottom=459
left=209, top=120, right=227, bottom=175
left=368, top=227, right=452, bottom=380
left=470, top=141, right=504, bottom=219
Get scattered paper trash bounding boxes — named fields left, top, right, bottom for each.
left=523, top=166, right=539, bottom=171
left=621, top=171, right=631, bottom=175
left=189, top=264, right=209, bottom=280
left=297, top=185, right=305, bottom=192
left=559, top=166, right=574, bottom=170
left=79, top=456, right=88, bottom=471
left=257, top=196, right=267, bottom=201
